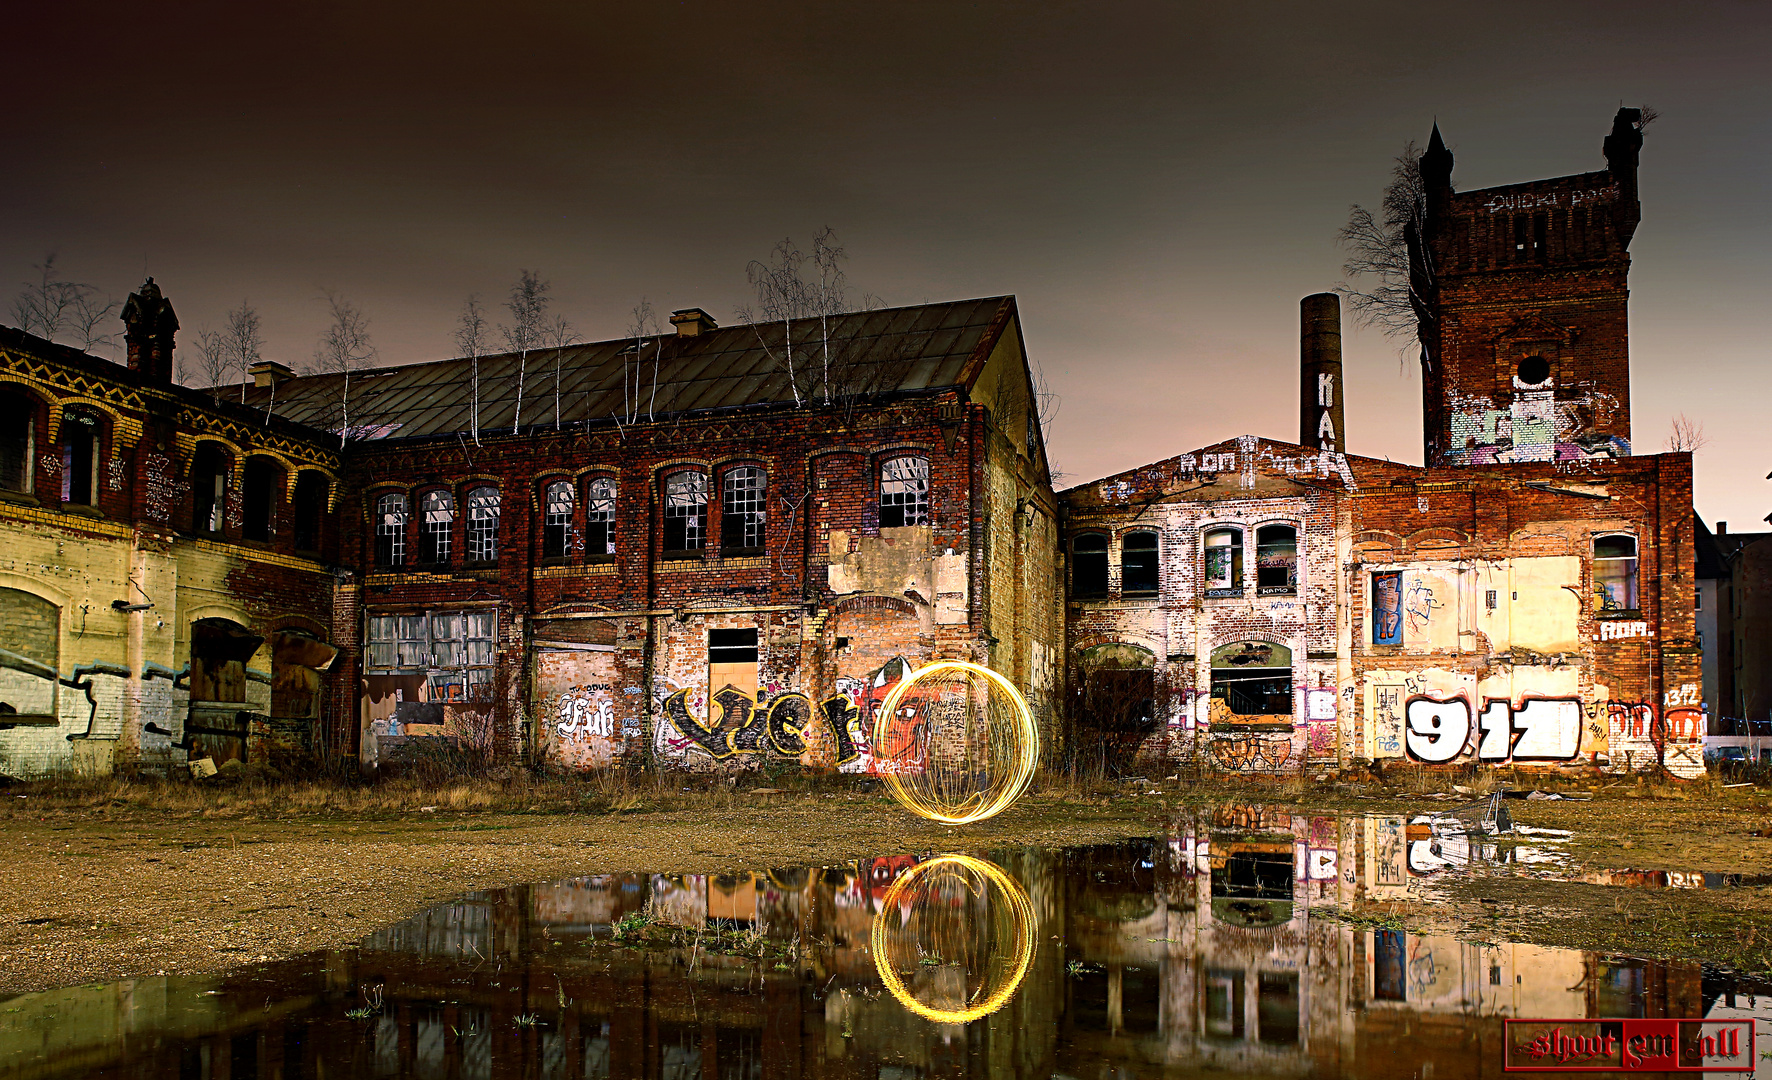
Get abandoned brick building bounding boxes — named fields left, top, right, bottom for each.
left=0, top=280, right=344, bottom=779
left=0, top=291, right=1059, bottom=777
left=1062, top=109, right=1705, bottom=777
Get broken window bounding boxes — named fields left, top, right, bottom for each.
left=364, top=609, right=497, bottom=703
left=585, top=476, right=616, bottom=556
left=662, top=470, right=706, bottom=553
left=241, top=456, right=280, bottom=542
left=879, top=456, right=929, bottom=528
left=721, top=466, right=766, bottom=552
left=374, top=492, right=407, bottom=567
left=191, top=443, right=228, bottom=534
left=1209, top=640, right=1292, bottom=717
left=291, top=471, right=327, bottom=552
left=1594, top=534, right=1639, bottom=612
left=58, top=409, right=100, bottom=506
left=542, top=479, right=574, bottom=558
left=1255, top=524, right=1297, bottom=594
left=1072, top=534, right=1109, bottom=598
left=0, top=391, right=35, bottom=493
left=1122, top=531, right=1159, bottom=594
left=1204, top=527, right=1243, bottom=595
left=465, top=487, right=499, bottom=562
left=420, top=489, right=453, bottom=564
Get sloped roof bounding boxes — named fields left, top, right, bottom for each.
left=238, top=296, right=1015, bottom=442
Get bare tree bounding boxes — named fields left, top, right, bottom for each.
left=740, top=237, right=818, bottom=406
left=222, top=301, right=266, bottom=403
left=809, top=228, right=848, bottom=404
left=12, top=254, right=116, bottom=353
left=500, top=270, right=550, bottom=434
left=187, top=328, right=230, bottom=400
left=620, top=299, right=665, bottom=428
left=1337, top=141, right=1434, bottom=358
left=545, top=314, right=579, bottom=430
left=1666, top=413, right=1708, bottom=453
left=453, top=296, right=491, bottom=446
left=311, top=293, right=377, bottom=447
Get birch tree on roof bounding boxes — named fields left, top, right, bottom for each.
left=545, top=314, right=579, bottom=430
left=452, top=295, right=490, bottom=446
left=311, top=292, right=376, bottom=448
left=620, top=299, right=665, bottom=429
left=500, top=270, right=550, bottom=434
left=223, top=300, right=266, bottom=403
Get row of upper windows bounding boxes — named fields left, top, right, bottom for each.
left=369, top=455, right=933, bottom=568
left=1071, top=524, right=1299, bottom=599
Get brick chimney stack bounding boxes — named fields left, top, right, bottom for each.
left=1300, top=293, right=1345, bottom=453
left=121, top=278, right=178, bottom=384
left=670, top=308, right=718, bottom=337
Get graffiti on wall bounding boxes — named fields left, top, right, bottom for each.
left=1403, top=696, right=1582, bottom=763
left=1208, top=733, right=1293, bottom=772
left=1372, top=572, right=1403, bottom=646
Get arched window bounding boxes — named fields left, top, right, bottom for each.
left=1072, top=534, right=1109, bottom=598
left=880, top=456, right=930, bottom=527
left=585, top=476, right=616, bottom=556
left=374, top=492, right=407, bottom=567
left=241, top=457, right=281, bottom=542
left=58, top=408, right=100, bottom=506
left=1210, top=641, right=1293, bottom=717
left=291, top=472, right=327, bottom=552
left=542, top=479, right=574, bottom=558
left=0, top=587, right=58, bottom=718
left=420, top=490, right=454, bottom=564
left=1204, top=527, right=1243, bottom=595
left=721, top=466, right=766, bottom=552
left=663, top=471, right=706, bottom=553
left=191, top=444, right=229, bottom=534
left=0, top=392, right=35, bottom=493
left=1255, top=524, right=1297, bottom=594
left=1594, top=534, right=1639, bottom=612
left=1122, top=531, right=1159, bottom=594
left=466, top=486, right=500, bottom=562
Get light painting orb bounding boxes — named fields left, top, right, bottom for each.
left=873, top=660, right=1038, bottom=825
left=869, top=855, right=1037, bottom=1024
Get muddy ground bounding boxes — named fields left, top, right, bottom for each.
left=2, top=778, right=1770, bottom=995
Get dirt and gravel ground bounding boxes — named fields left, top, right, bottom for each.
left=3, top=775, right=1769, bottom=995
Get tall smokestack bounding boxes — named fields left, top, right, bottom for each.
left=1300, top=292, right=1344, bottom=453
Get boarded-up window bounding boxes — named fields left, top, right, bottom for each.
left=270, top=629, right=337, bottom=719
left=466, top=486, right=500, bottom=562
left=1209, top=640, right=1292, bottom=717
left=585, top=476, right=616, bottom=556
left=708, top=628, right=759, bottom=721
left=663, top=471, right=706, bottom=552
left=58, top=409, right=100, bottom=506
left=375, top=493, right=408, bottom=567
left=1594, top=534, right=1639, bottom=612
left=879, top=456, right=929, bottom=528
left=0, top=392, right=35, bottom=493
left=1255, top=524, right=1297, bottom=594
left=1204, top=528, right=1243, bottom=595
left=1072, top=534, right=1109, bottom=598
left=0, top=587, right=58, bottom=718
left=189, top=618, right=262, bottom=704
left=543, top=479, right=574, bottom=558
left=1122, top=531, right=1158, bottom=594
left=420, top=489, right=453, bottom=564
left=720, top=467, right=766, bottom=551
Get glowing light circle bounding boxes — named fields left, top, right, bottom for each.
left=869, top=854, right=1037, bottom=1024
left=873, top=660, right=1038, bottom=825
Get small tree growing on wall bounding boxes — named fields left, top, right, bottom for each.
left=1337, top=140, right=1434, bottom=364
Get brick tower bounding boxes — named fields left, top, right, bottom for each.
left=1413, top=109, right=1645, bottom=465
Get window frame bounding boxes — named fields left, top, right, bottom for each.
left=1254, top=523, right=1298, bottom=596
left=1593, top=533, right=1640, bottom=614
left=291, top=471, right=327, bottom=553
left=240, top=455, right=282, bottom=543
left=190, top=442, right=230, bottom=535
left=584, top=475, right=617, bottom=559
left=465, top=485, right=500, bottom=564
left=1208, top=640, right=1294, bottom=720
left=364, top=608, right=498, bottom=704
left=1203, top=526, right=1244, bottom=597
left=879, top=455, right=930, bottom=528
left=720, top=465, right=767, bottom=554
left=373, top=491, right=408, bottom=568
left=1071, top=533, right=1110, bottom=599
left=1120, top=530, right=1159, bottom=596
left=57, top=407, right=102, bottom=507
left=661, top=470, right=708, bottom=556
left=418, top=488, right=455, bottom=566
left=541, top=477, right=575, bottom=560
left=0, top=391, right=37, bottom=495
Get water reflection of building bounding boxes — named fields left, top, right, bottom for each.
left=0, top=824, right=1760, bottom=1079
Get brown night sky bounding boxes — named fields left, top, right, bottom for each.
left=5, top=2, right=1769, bottom=525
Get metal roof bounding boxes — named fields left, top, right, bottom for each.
left=240, top=296, right=1015, bottom=442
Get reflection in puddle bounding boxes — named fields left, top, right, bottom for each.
left=870, top=854, right=1036, bottom=1023
left=3, top=807, right=1769, bottom=1078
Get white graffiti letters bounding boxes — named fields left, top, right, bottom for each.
left=1404, top=699, right=1470, bottom=763
left=1509, top=699, right=1581, bottom=759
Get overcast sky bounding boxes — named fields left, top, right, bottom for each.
left=6, top=2, right=1768, bottom=527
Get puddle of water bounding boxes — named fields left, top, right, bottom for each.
left=3, top=806, right=1769, bottom=1079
